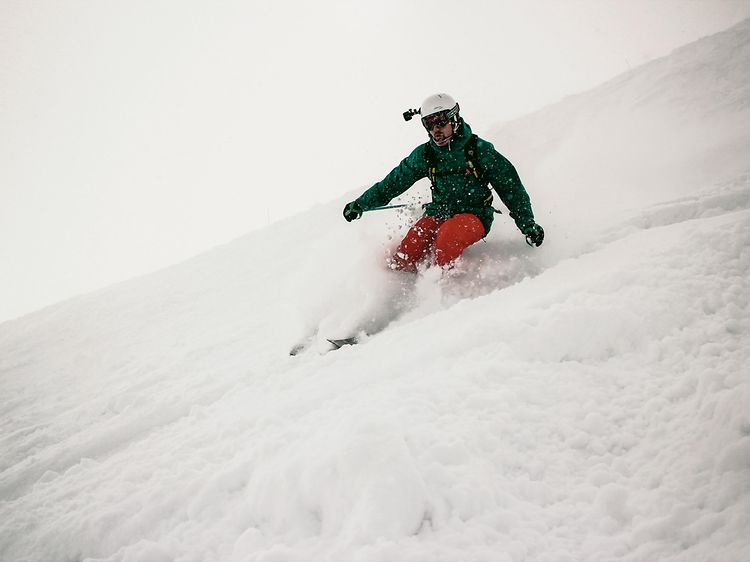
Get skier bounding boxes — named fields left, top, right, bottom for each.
left=343, top=93, right=544, bottom=271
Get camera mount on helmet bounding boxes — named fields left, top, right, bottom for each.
left=403, top=108, right=420, bottom=121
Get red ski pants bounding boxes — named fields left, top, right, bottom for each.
left=391, top=213, right=486, bottom=271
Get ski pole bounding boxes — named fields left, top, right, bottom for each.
left=364, top=204, right=408, bottom=212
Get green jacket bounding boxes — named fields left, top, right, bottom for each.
left=355, top=121, right=535, bottom=234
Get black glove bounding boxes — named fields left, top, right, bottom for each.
left=343, top=201, right=364, bottom=222
left=522, top=223, right=544, bottom=247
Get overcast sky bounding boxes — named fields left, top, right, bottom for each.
left=2, top=0, right=749, bottom=323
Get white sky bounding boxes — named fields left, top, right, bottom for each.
left=2, top=0, right=749, bottom=323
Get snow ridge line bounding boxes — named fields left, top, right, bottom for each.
left=629, top=181, right=750, bottom=231
left=567, top=182, right=750, bottom=260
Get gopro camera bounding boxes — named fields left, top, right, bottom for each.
left=403, top=108, right=420, bottom=122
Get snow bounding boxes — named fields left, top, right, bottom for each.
left=2, top=18, right=750, bottom=562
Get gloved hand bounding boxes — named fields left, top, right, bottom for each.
left=343, top=201, right=364, bottom=222
left=522, top=223, right=544, bottom=247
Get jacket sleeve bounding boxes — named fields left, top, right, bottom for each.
left=355, top=144, right=428, bottom=210
left=480, top=140, right=535, bottom=230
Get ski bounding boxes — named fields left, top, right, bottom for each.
left=326, top=337, right=358, bottom=350
left=289, top=335, right=358, bottom=356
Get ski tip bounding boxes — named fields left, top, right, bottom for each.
left=289, top=341, right=312, bottom=356
left=326, top=337, right=359, bottom=350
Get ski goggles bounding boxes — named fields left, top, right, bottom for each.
left=421, top=112, right=451, bottom=130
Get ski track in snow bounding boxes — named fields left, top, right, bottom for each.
left=2, top=19, right=750, bottom=562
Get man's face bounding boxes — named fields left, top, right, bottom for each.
left=429, top=121, right=453, bottom=147
left=422, top=113, right=453, bottom=146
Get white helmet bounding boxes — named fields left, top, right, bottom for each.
left=420, top=93, right=458, bottom=118
left=419, top=93, right=460, bottom=130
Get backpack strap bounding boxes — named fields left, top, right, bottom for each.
left=424, top=142, right=438, bottom=189
left=466, top=134, right=496, bottom=209
left=464, top=134, right=487, bottom=187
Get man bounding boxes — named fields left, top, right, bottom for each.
left=343, top=93, right=544, bottom=271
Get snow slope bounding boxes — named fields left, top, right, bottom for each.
left=1, top=18, right=749, bottom=562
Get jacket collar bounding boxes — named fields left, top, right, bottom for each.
left=429, top=120, right=473, bottom=152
